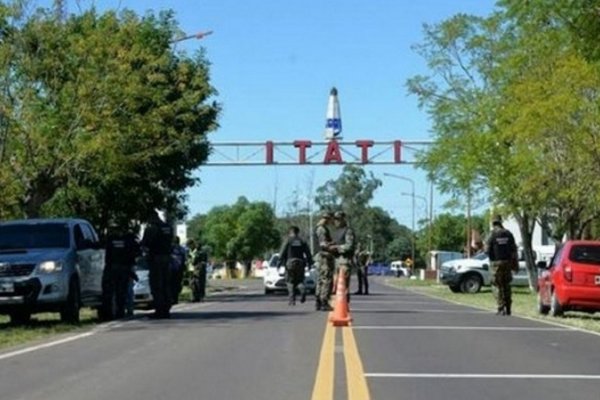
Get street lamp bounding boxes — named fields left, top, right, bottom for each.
left=384, top=173, right=415, bottom=266
left=400, top=192, right=432, bottom=253
left=171, top=30, right=214, bottom=44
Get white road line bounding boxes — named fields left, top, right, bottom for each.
left=382, top=282, right=600, bottom=338
left=351, top=300, right=447, bottom=305
left=0, top=332, right=95, bottom=361
left=352, top=326, right=570, bottom=331
left=365, top=373, right=600, bottom=380
left=350, top=308, right=488, bottom=314
left=0, top=301, right=218, bottom=362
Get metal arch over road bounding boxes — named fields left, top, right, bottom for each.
left=205, top=139, right=433, bottom=166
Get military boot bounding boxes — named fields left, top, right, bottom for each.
left=315, top=299, right=322, bottom=311
left=496, top=306, right=506, bottom=316
left=505, top=304, right=512, bottom=316
left=300, top=291, right=306, bottom=304
left=321, top=303, right=333, bottom=312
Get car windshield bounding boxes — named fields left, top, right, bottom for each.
left=569, top=245, right=600, bottom=266
left=472, top=252, right=487, bottom=261
left=269, top=255, right=280, bottom=267
left=0, top=223, right=70, bottom=249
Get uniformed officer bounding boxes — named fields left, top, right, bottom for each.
left=102, top=225, right=140, bottom=320
left=354, top=243, right=371, bottom=295
left=170, top=236, right=187, bottom=305
left=486, top=215, right=518, bottom=316
left=187, top=240, right=208, bottom=302
left=331, top=211, right=356, bottom=304
left=314, top=211, right=335, bottom=311
left=141, top=210, right=175, bottom=319
left=278, top=226, right=313, bottom=306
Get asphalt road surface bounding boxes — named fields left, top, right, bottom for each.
left=1, top=278, right=599, bottom=400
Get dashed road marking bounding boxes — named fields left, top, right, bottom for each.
left=365, top=373, right=600, bottom=380
left=352, top=325, right=570, bottom=331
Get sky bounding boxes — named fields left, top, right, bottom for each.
left=64, top=0, right=497, bottom=228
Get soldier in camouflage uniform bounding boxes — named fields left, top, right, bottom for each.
left=486, top=215, right=518, bottom=316
left=331, top=211, right=356, bottom=304
left=314, top=211, right=335, bottom=311
left=354, top=243, right=371, bottom=295
left=278, top=226, right=313, bottom=306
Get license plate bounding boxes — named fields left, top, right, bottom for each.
left=0, top=282, right=14, bottom=293
left=595, top=276, right=600, bottom=285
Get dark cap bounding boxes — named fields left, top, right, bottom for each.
left=334, top=211, right=346, bottom=220
left=492, top=215, right=503, bottom=224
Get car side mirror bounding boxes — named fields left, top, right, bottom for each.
left=536, top=261, right=548, bottom=270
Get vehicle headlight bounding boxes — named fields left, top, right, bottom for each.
left=39, top=261, right=63, bottom=274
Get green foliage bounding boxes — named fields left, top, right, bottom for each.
left=200, top=197, right=280, bottom=264
left=0, top=2, right=219, bottom=230
left=417, top=213, right=486, bottom=255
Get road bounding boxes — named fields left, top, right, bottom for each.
left=0, top=278, right=599, bottom=400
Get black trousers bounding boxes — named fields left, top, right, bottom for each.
left=357, top=266, right=369, bottom=294
left=148, top=255, right=172, bottom=315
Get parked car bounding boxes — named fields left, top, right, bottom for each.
left=390, top=261, right=411, bottom=277
left=0, top=219, right=105, bottom=324
left=368, top=263, right=393, bottom=276
left=133, top=257, right=152, bottom=307
left=439, top=252, right=530, bottom=293
left=263, top=254, right=316, bottom=295
left=537, top=241, right=600, bottom=317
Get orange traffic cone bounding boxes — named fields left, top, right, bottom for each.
left=329, top=266, right=352, bottom=327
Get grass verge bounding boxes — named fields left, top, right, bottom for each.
left=0, top=309, right=98, bottom=350
left=0, top=282, right=241, bottom=351
left=386, top=278, right=600, bottom=334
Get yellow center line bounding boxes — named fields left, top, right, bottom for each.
left=311, top=320, right=336, bottom=400
left=343, top=325, right=371, bottom=400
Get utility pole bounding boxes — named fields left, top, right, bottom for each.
left=384, top=173, right=416, bottom=267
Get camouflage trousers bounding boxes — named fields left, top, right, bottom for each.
left=286, top=259, right=306, bottom=302
left=490, top=260, right=513, bottom=310
left=315, top=254, right=335, bottom=304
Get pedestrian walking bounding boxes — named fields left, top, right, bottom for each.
left=141, top=210, right=175, bottom=319
left=331, top=211, right=356, bottom=304
left=170, top=236, right=187, bottom=305
left=354, top=244, right=371, bottom=295
left=486, top=215, right=518, bottom=316
left=278, top=226, right=313, bottom=306
left=314, top=211, right=335, bottom=311
left=187, top=240, right=208, bottom=302
left=102, top=225, right=140, bottom=320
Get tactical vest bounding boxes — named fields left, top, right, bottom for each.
left=287, top=237, right=307, bottom=260
left=313, top=224, right=332, bottom=254
left=334, top=227, right=355, bottom=257
left=490, top=229, right=514, bottom=261
left=107, top=234, right=138, bottom=266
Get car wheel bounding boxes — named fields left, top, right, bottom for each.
left=9, top=310, right=32, bottom=325
left=60, top=278, right=81, bottom=324
left=264, top=288, right=273, bottom=295
left=460, top=274, right=483, bottom=294
left=549, top=290, right=564, bottom=317
left=449, top=285, right=461, bottom=293
left=537, top=292, right=550, bottom=315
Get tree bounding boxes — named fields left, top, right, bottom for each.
left=0, top=2, right=219, bottom=230
left=201, top=197, right=281, bottom=277
left=315, top=165, right=382, bottom=244
left=417, top=213, right=486, bottom=256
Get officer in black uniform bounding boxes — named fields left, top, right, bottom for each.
left=102, top=225, right=140, bottom=320
left=141, top=210, right=175, bottom=319
left=486, top=215, right=518, bottom=316
left=278, top=226, right=313, bottom=306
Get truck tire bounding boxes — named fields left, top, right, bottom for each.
left=549, top=290, right=564, bottom=317
left=9, top=310, right=31, bottom=325
left=449, top=285, right=461, bottom=293
left=60, top=278, right=81, bottom=324
left=460, top=273, right=483, bottom=294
